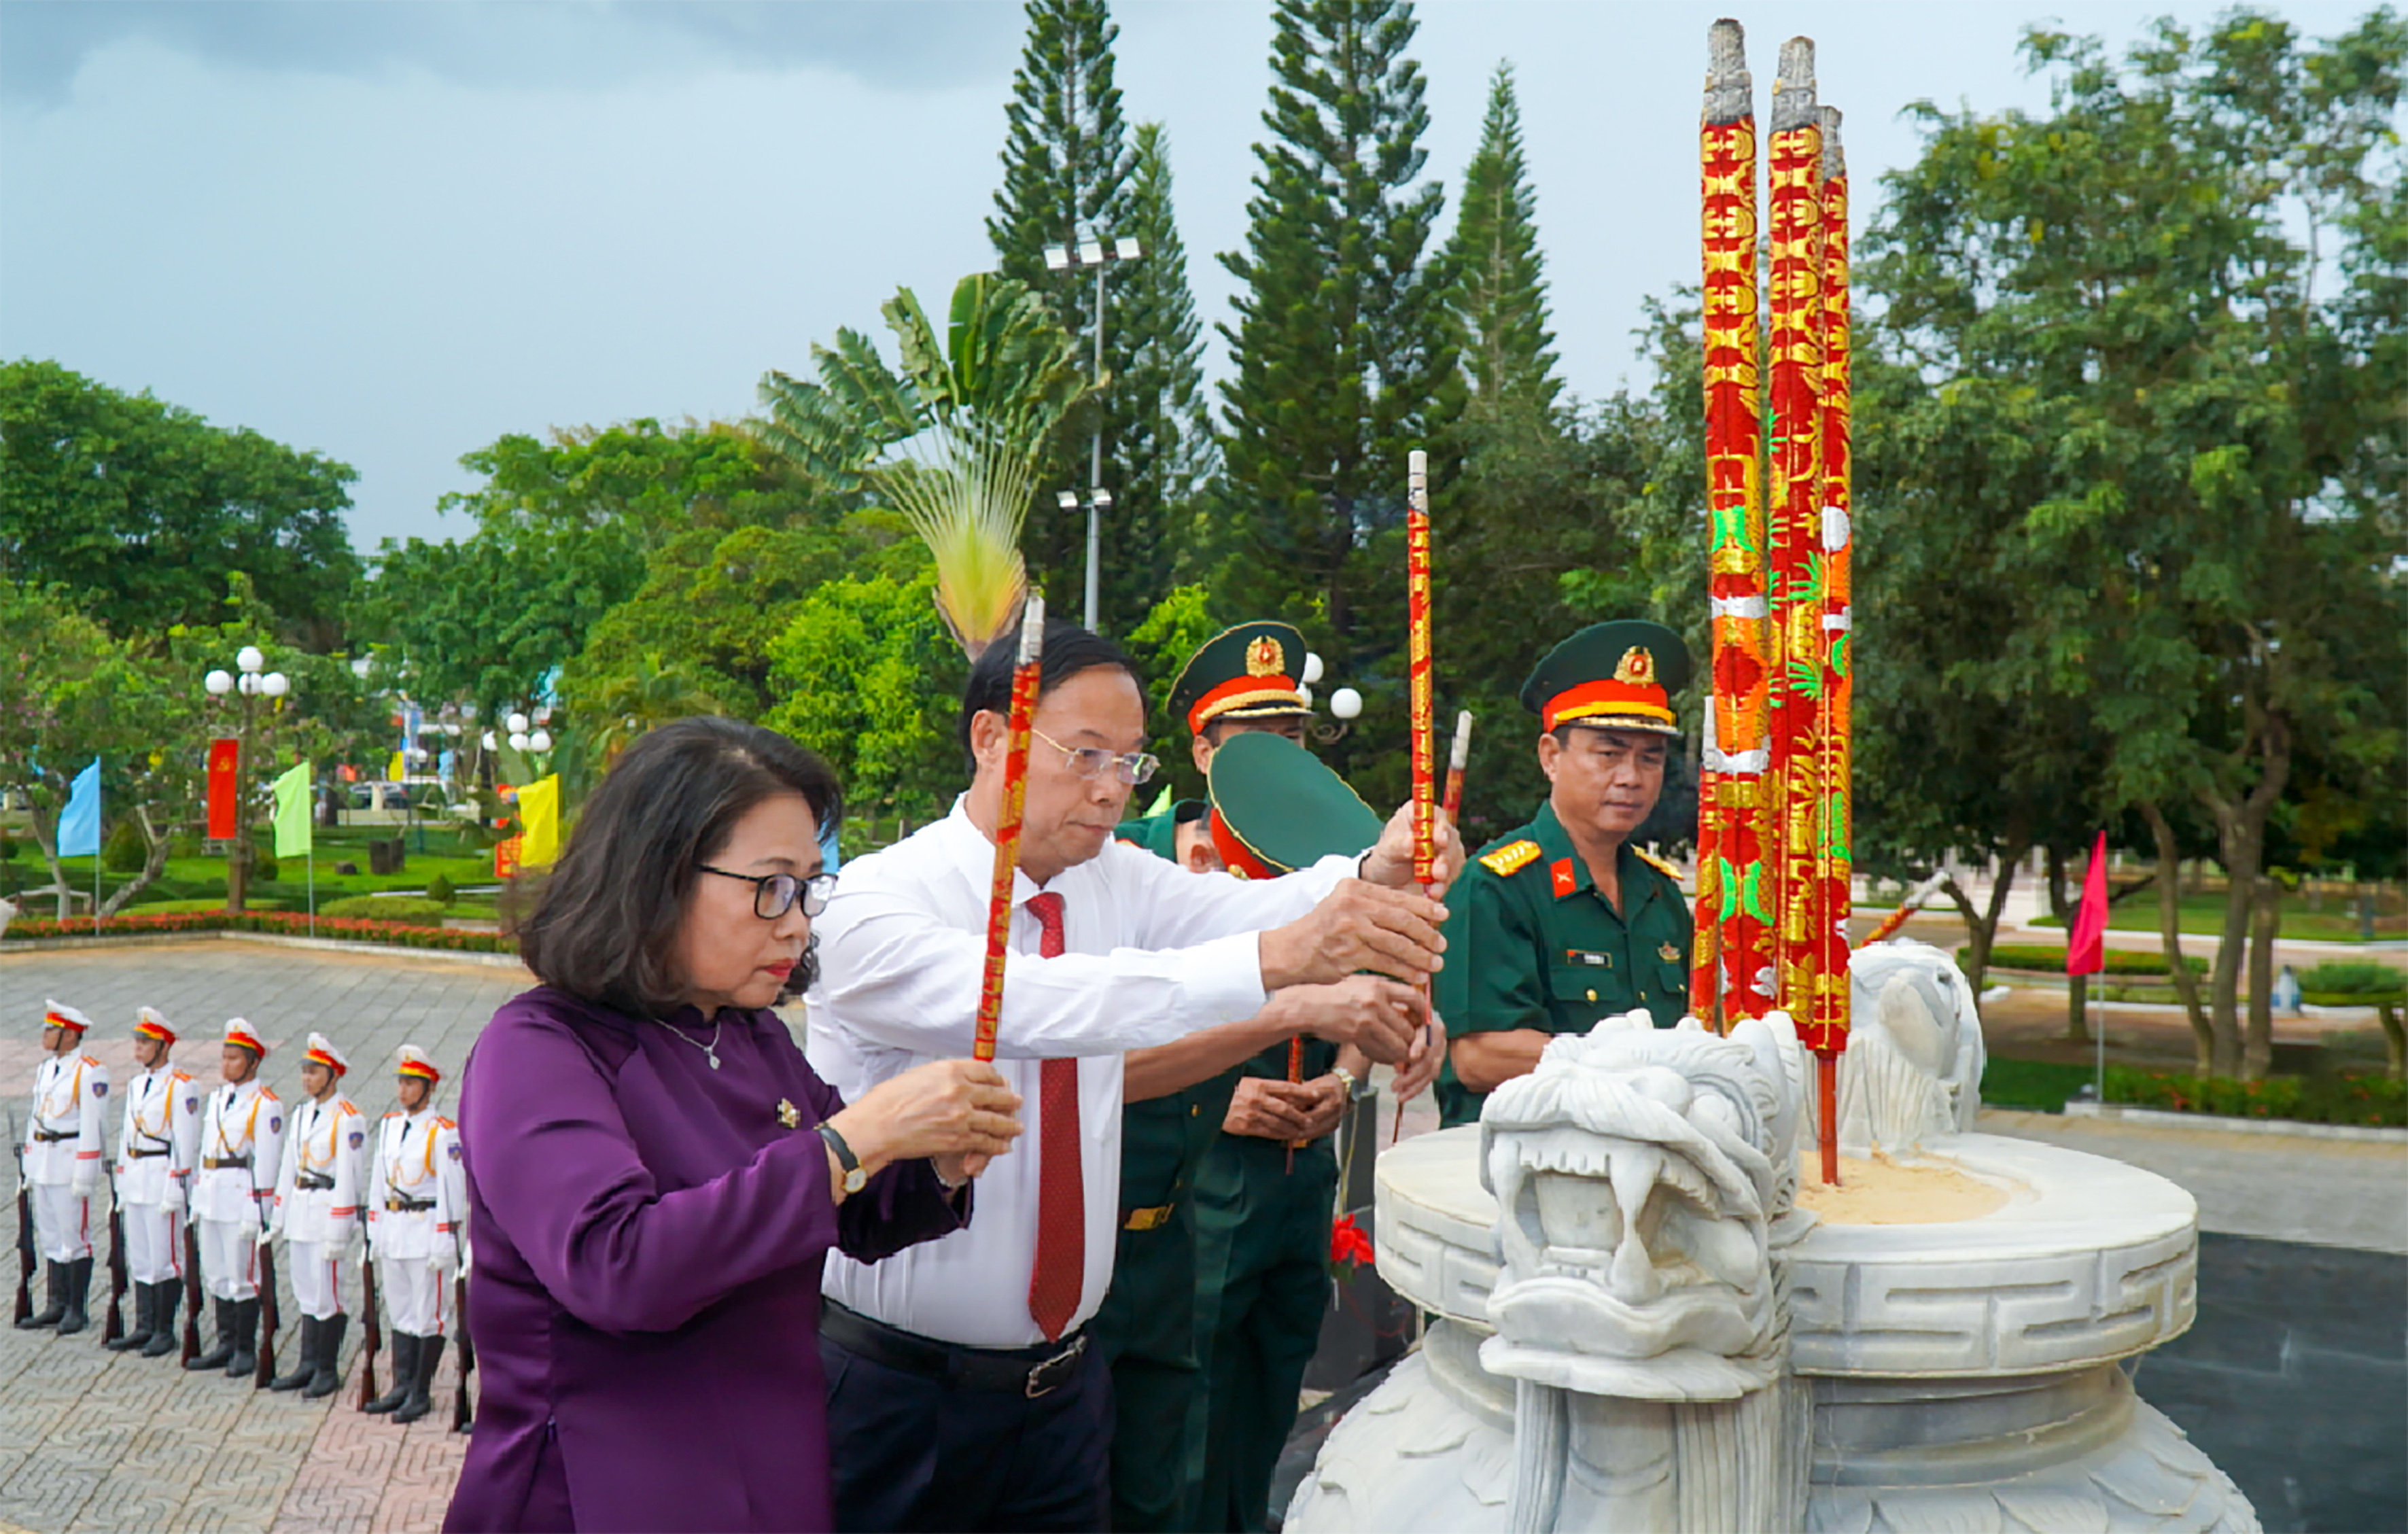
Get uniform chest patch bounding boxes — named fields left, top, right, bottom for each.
left=1566, top=949, right=1612, bottom=969
left=185, top=1097, right=199, bottom=1113
left=1658, top=941, right=1682, bottom=964
left=1479, top=839, right=1541, bottom=877
left=448, top=1143, right=462, bottom=1162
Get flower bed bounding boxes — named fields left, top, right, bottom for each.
left=2104, top=1065, right=2405, bottom=1128
left=3, top=909, right=512, bottom=954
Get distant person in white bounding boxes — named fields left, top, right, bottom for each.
left=807, top=618, right=1460, bottom=1534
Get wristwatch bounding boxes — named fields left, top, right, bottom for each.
left=1330, top=1066, right=1360, bottom=1099
left=816, top=1123, right=867, bottom=1196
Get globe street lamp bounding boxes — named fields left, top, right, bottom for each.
left=1044, top=232, right=1145, bottom=631
left=200, top=647, right=290, bottom=913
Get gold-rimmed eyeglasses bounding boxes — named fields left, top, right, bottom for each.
left=1031, top=728, right=1160, bottom=786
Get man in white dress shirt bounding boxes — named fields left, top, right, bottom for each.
left=809, top=620, right=1460, bottom=1533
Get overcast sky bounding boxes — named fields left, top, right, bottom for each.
left=0, top=0, right=2377, bottom=554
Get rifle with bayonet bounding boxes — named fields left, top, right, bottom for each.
left=356, top=1230, right=381, bottom=1410
left=102, top=1162, right=126, bottom=1344
left=179, top=1211, right=203, bottom=1364
left=11, top=1110, right=32, bottom=1327
left=253, top=1224, right=279, bottom=1389
left=451, top=1244, right=474, bottom=1432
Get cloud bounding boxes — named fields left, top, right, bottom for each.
left=1, top=0, right=1022, bottom=107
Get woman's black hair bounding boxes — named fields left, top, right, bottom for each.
left=956, top=617, right=1142, bottom=773
left=514, top=716, right=842, bottom=1018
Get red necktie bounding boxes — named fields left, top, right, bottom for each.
left=1022, top=891, right=1083, bottom=1342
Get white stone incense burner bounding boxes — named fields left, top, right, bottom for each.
left=1285, top=941, right=2256, bottom=1534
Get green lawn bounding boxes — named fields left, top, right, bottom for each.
left=2, top=824, right=501, bottom=916
left=2027, top=889, right=2400, bottom=943
left=1981, top=1057, right=2097, bottom=1113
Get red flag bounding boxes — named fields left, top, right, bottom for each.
left=2067, top=831, right=2110, bottom=977
left=206, top=739, right=241, bottom=840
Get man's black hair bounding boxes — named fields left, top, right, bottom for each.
left=957, top=617, right=1142, bottom=773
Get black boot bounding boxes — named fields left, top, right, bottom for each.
left=142, top=1285, right=181, bottom=1358
left=16, top=1261, right=65, bottom=1329
left=224, top=1297, right=258, bottom=1379
left=54, top=1257, right=92, bottom=1336
left=304, top=1313, right=348, bottom=1399
left=364, top=1331, right=416, bottom=1413
left=108, top=1280, right=154, bottom=1351
left=271, top=1314, right=317, bottom=1390
left=393, top=1334, right=445, bottom=1424
left=187, top=1297, right=235, bottom=1370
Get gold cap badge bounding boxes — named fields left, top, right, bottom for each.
left=1613, top=646, right=1656, bottom=686
left=1245, top=636, right=1284, bottom=677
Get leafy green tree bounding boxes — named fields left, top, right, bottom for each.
left=1442, top=63, right=1560, bottom=415
left=1213, top=0, right=1461, bottom=668
left=1863, top=9, right=2407, bottom=1076
left=0, top=580, right=141, bottom=916
left=762, top=567, right=964, bottom=826
left=0, top=360, right=362, bottom=644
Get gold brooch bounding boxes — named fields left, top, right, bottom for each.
left=776, top=1098, right=800, bottom=1129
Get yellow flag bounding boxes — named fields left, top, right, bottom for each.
left=387, top=752, right=406, bottom=783
left=519, top=775, right=562, bottom=868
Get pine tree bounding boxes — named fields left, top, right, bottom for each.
left=986, top=0, right=1134, bottom=618
left=1102, top=122, right=1214, bottom=633
left=1444, top=63, right=1560, bottom=414
left=1215, top=0, right=1461, bottom=690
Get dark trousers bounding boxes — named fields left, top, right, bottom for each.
left=822, top=1329, right=1114, bottom=1533
left=1095, top=1212, right=1202, bottom=1533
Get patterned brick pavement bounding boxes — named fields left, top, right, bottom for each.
left=2, top=939, right=530, bottom=1534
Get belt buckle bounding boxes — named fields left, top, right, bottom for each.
left=1025, top=1333, right=1086, bottom=1399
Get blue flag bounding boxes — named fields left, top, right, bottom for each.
left=58, top=758, right=101, bottom=858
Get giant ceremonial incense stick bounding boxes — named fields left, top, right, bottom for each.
left=973, top=595, right=1047, bottom=1063
left=1407, top=450, right=1437, bottom=888
left=1811, top=105, right=1855, bottom=1080
left=1695, top=18, right=1772, bottom=1030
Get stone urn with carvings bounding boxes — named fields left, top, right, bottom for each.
left=1283, top=941, right=2257, bottom=1534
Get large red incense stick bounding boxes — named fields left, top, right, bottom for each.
left=1382, top=449, right=1439, bottom=1148
left=972, top=595, right=1047, bottom=1063
left=1811, top=108, right=1856, bottom=1175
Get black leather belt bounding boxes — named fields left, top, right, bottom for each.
left=201, top=1154, right=250, bottom=1170
left=128, top=1147, right=171, bottom=1159
left=386, top=1195, right=434, bottom=1213
left=33, top=1128, right=73, bottom=1143
left=296, top=1172, right=335, bottom=1191
left=821, top=1299, right=1089, bottom=1398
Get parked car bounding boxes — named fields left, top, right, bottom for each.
left=349, top=782, right=413, bottom=812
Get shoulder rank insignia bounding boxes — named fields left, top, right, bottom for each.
left=1478, top=839, right=1542, bottom=877
left=1633, top=847, right=1683, bottom=882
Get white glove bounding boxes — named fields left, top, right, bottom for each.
left=430, top=1240, right=459, bottom=1278
left=73, top=1165, right=98, bottom=1196
left=256, top=1225, right=277, bottom=1249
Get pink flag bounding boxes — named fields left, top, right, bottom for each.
left=2067, top=831, right=2110, bottom=976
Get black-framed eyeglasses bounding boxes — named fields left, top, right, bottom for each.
left=697, top=865, right=837, bottom=920
left=1031, top=727, right=1160, bottom=786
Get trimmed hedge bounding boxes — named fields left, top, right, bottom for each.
left=317, top=895, right=449, bottom=922
left=1, top=909, right=513, bottom=955
left=2104, top=1065, right=2405, bottom=1128
left=1972, top=943, right=2208, bottom=977
left=2298, top=962, right=2406, bottom=1004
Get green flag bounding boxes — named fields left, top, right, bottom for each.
left=272, top=761, right=313, bottom=858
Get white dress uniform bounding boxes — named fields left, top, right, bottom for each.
left=271, top=1088, right=366, bottom=1321
left=114, top=1057, right=201, bottom=1283
left=364, top=1103, right=465, bottom=1336
left=22, top=1011, right=109, bottom=1263
left=194, top=1067, right=283, bottom=1302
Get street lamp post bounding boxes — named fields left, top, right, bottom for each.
left=1044, top=232, right=1144, bottom=631
left=201, top=647, right=290, bottom=914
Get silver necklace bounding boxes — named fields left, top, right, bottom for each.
left=659, top=1015, right=725, bottom=1070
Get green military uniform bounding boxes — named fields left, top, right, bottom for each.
left=1098, top=623, right=1323, bottom=1534
left=1435, top=803, right=1694, bottom=1126
left=1188, top=731, right=1383, bottom=1533
left=1097, top=799, right=1240, bottom=1534
left=1435, top=620, right=1696, bottom=1129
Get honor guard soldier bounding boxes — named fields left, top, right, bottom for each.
left=16, top=1000, right=109, bottom=1335
left=266, top=1032, right=366, bottom=1397
left=106, top=1007, right=200, bottom=1357
left=364, top=1045, right=465, bottom=1425
left=186, top=1019, right=283, bottom=1376
left=1436, top=621, right=1695, bottom=1128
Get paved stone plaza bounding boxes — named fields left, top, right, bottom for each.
left=2, top=939, right=533, bottom=1534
